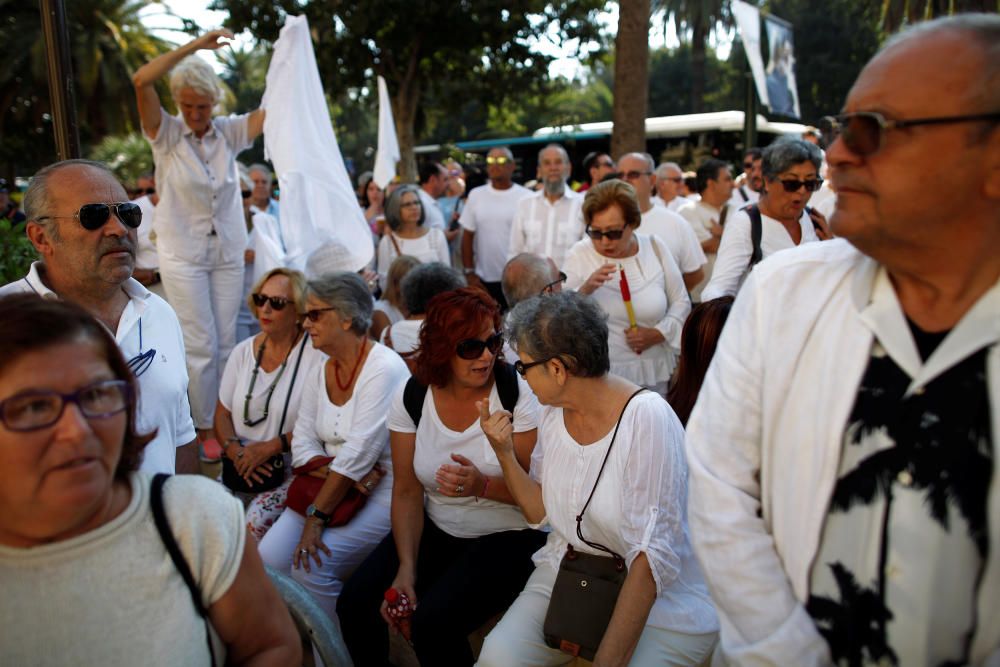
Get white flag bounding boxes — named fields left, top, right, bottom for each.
left=732, top=0, right=769, bottom=109
left=261, top=15, right=373, bottom=273
left=373, top=76, right=400, bottom=189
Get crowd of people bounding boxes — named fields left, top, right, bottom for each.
left=0, top=13, right=998, bottom=667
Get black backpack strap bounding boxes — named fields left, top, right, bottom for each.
left=403, top=376, right=429, bottom=429
left=150, top=474, right=217, bottom=666
left=493, top=360, right=520, bottom=415
left=748, top=204, right=763, bottom=270
left=805, top=205, right=823, bottom=234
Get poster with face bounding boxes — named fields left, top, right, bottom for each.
left=764, top=16, right=801, bottom=118
left=732, top=0, right=769, bottom=109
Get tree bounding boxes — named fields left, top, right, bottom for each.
left=611, top=0, right=652, bottom=158
left=653, top=0, right=731, bottom=113
left=213, top=0, right=607, bottom=180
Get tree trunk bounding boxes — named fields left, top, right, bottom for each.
left=610, top=0, right=651, bottom=159
left=691, top=20, right=707, bottom=113
left=392, top=81, right=420, bottom=183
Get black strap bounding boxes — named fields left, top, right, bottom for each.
left=748, top=204, right=763, bottom=270
left=403, top=360, right=520, bottom=428
left=738, top=185, right=749, bottom=202
left=150, top=474, right=217, bottom=666
left=402, top=377, right=429, bottom=428
left=573, top=388, right=646, bottom=566
left=276, top=332, right=308, bottom=438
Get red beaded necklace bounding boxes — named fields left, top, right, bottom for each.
left=334, top=338, right=369, bottom=391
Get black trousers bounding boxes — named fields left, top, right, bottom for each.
left=337, top=516, right=546, bottom=666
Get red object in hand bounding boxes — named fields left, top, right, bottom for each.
left=384, top=587, right=413, bottom=641
left=618, top=265, right=632, bottom=301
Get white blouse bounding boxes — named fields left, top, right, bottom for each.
left=563, top=234, right=691, bottom=386
left=373, top=299, right=404, bottom=326
left=376, top=228, right=450, bottom=291
left=218, top=333, right=327, bottom=443
left=291, top=343, right=410, bottom=508
left=386, top=374, right=540, bottom=539
left=531, top=391, right=718, bottom=635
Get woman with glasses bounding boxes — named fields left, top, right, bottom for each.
left=257, top=272, right=410, bottom=625
left=564, top=179, right=691, bottom=395
left=337, top=287, right=546, bottom=667
left=701, top=139, right=830, bottom=301
left=0, top=294, right=300, bottom=665
left=376, top=185, right=450, bottom=292
left=236, top=169, right=284, bottom=344
left=477, top=291, right=718, bottom=667
left=216, top=268, right=325, bottom=541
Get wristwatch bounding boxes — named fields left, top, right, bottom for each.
left=463, top=267, right=477, bottom=275
left=306, top=504, right=332, bottom=525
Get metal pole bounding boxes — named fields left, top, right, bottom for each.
left=39, top=0, right=80, bottom=160
left=743, top=51, right=757, bottom=150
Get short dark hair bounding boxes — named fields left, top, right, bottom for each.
left=400, top=262, right=465, bottom=316
left=696, top=159, right=729, bottom=194
left=582, top=151, right=607, bottom=171
left=743, top=147, right=762, bottom=161
left=418, top=162, right=444, bottom=185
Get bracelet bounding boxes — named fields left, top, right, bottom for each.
left=224, top=436, right=241, bottom=447
left=476, top=476, right=490, bottom=502
left=279, top=433, right=290, bottom=452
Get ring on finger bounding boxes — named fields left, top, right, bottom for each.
left=456, top=484, right=465, bottom=494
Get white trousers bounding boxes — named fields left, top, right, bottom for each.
left=158, top=245, right=244, bottom=429
left=257, top=501, right=392, bottom=622
left=477, top=564, right=718, bottom=667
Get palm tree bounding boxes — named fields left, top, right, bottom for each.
left=653, top=0, right=730, bottom=113
left=610, top=0, right=652, bottom=158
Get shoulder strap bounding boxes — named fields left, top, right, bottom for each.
left=748, top=204, right=763, bottom=270
left=805, top=205, right=822, bottom=234
left=493, top=360, right=520, bottom=415
left=150, top=474, right=217, bottom=666
left=403, top=376, right=429, bottom=429
left=388, top=231, right=402, bottom=256
left=277, top=332, right=308, bottom=436
left=738, top=185, right=749, bottom=202
left=719, top=203, right=730, bottom=227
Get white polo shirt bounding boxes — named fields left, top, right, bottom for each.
left=0, top=263, right=197, bottom=474
left=507, top=188, right=584, bottom=269
left=417, top=188, right=447, bottom=231
left=460, top=182, right=531, bottom=282
left=639, top=205, right=707, bottom=275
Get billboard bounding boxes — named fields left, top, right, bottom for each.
left=733, top=1, right=801, bottom=119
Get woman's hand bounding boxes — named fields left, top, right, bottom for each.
left=434, top=453, right=484, bottom=498
left=292, top=518, right=331, bottom=573
left=380, top=570, right=418, bottom=632
left=193, top=29, right=235, bottom=52
left=354, top=463, right=386, bottom=495
left=477, top=399, right=514, bottom=458
left=237, top=439, right=281, bottom=486
left=624, top=326, right=665, bottom=355
left=579, top=262, right=617, bottom=295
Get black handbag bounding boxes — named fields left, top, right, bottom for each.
left=222, top=335, right=307, bottom=494
left=543, top=388, right=645, bottom=661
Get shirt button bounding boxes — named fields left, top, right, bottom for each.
left=897, top=469, right=913, bottom=487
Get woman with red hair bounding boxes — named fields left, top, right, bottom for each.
left=338, top=287, right=546, bottom=666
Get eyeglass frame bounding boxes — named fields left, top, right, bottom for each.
left=252, top=293, right=291, bottom=311
left=513, top=357, right=563, bottom=377
left=0, top=379, right=130, bottom=432
left=773, top=177, right=824, bottom=193
left=35, top=202, right=142, bottom=231
left=539, top=271, right=567, bottom=296
left=821, top=110, right=1000, bottom=157
left=304, top=307, right=338, bottom=322
left=455, top=332, right=504, bottom=360
left=620, top=170, right=653, bottom=181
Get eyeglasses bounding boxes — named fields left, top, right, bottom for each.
left=241, top=190, right=252, bottom=199
left=0, top=379, right=129, bottom=432
left=743, top=162, right=754, bottom=169
left=304, top=307, right=338, bottom=322
left=539, top=271, right=567, bottom=296
left=513, top=357, right=557, bottom=377
left=586, top=225, right=627, bottom=241
left=820, top=111, right=1000, bottom=157
left=661, top=176, right=683, bottom=184
left=775, top=178, right=824, bottom=193
left=486, top=156, right=511, bottom=165
left=36, top=202, right=142, bottom=231
left=252, top=293, right=291, bottom=310
left=400, top=201, right=422, bottom=208
left=621, top=170, right=652, bottom=180
left=456, top=332, right=503, bottom=360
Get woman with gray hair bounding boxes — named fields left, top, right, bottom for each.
left=133, top=30, right=266, bottom=447
left=701, top=138, right=830, bottom=300
left=375, top=184, right=449, bottom=291
left=257, top=271, right=410, bottom=622
left=477, top=291, right=718, bottom=666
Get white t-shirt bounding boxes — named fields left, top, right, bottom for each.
left=530, top=392, right=718, bottom=635
left=0, top=472, right=244, bottom=666
left=651, top=194, right=690, bottom=212
left=373, top=299, right=404, bottom=326
left=218, top=333, right=327, bottom=443
left=677, top=199, right=735, bottom=301
left=131, top=194, right=159, bottom=270
left=417, top=188, right=447, bottom=231
left=386, top=374, right=540, bottom=538
left=459, top=183, right=531, bottom=282
left=728, top=184, right=760, bottom=210
left=639, top=205, right=707, bottom=275
left=376, top=228, right=450, bottom=291
left=381, top=319, right=423, bottom=355
left=0, top=263, right=196, bottom=474
left=507, top=189, right=584, bottom=269
left=701, top=207, right=820, bottom=301
left=292, top=343, right=410, bottom=508
left=563, top=235, right=691, bottom=386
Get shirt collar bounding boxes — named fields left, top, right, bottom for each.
left=179, top=114, right=218, bottom=139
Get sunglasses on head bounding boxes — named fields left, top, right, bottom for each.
left=820, top=111, right=1000, bottom=157
left=456, top=332, right=503, bottom=360
left=252, top=293, right=291, bottom=310
left=775, top=178, right=824, bottom=193
left=37, top=202, right=142, bottom=231
left=585, top=225, right=627, bottom=241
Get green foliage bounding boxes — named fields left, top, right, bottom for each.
left=88, top=133, right=154, bottom=187
left=879, top=0, right=999, bottom=34
left=647, top=43, right=743, bottom=115
left=0, top=217, right=37, bottom=284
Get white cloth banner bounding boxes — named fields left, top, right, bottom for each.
left=261, top=15, right=373, bottom=272
left=373, top=76, right=400, bottom=189
left=763, top=15, right=801, bottom=118
left=732, top=0, right=769, bottom=109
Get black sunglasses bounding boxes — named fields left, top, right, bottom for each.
left=37, top=202, right=142, bottom=231
left=514, top=357, right=559, bottom=377
left=540, top=271, right=567, bottom=296
left=821, top=111, right=1000, bottom=157
left=586, top=225, right=627, bottom=241
left=252, top=293, right=291, bottom=310
left=775, top=178, right=824, bottom=193
left=456, top=332, right=503, bottom=360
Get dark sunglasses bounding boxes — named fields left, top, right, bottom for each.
left=621, top=170, right=652, bottom=180
left=586, top=225, right=627, bottom=241
left=776, top=178, right=824, bottom=193
left=37, top=202, right=142, bottom=231
left=252, top=293, right=291, bottom=310
left=456, top=332, right=503, bottom=360
left=514, top=357, right=558, bottom=377
left=821, top=111, right=1000, bottom=157
left=539, top=271, right=567, bottom=295
left=304, top=306, right=337, bottom=322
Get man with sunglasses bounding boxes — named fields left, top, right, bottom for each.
left=687, top=14, right=1000, bottom=666
left=677, top=158, right=736, bottom=300
left=0, top=159, right=198, bottom=475
left=461, top=147, right=531, bottom=310
left=651, top=161, right=689, bottom=212
left=129, top=172, right=167, bottom=300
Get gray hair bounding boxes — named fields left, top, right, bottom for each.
left=248, top=163, right=273, bottom=185
left=384, top=184, right=425, bottom=231
left=655, top=162, right=682, bottom=178
left=537, top=143, right=570, bottom=166
left=761, top=138, right=823, bottom=181
left=400, top=262, right=465, bottom=316
left=24, top=159, right=118, bottom=226
left=502, top=253, right=557, bottom=307
left=618, top=152, right=655, bottom=171
left=169, top=55, right=223, bottom=104
left=506, top=291, right=610, bottom=378
left=307, top=271, right=373, bottom=336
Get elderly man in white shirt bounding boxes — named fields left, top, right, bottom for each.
left=0, top=160, right=198, bottom=474
left=508, top=143, right=584, bottom=269
left=133, top=29, right=265, bottom=442
left=651, top=161, right=690, bottom=212
left=677, top=159, right=735, bottom=300
left=686, top=15, right=1000, bottom=666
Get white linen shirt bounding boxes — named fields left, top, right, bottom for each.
left=639, top=205, right=707, bottom=275
left=375, top=228, right=450, bottom=291
left=147, top=108, right=251, bottom=264
left=387, top=374, right=540, bottom=538
left=460, top=182, right=532, bottom=282
left=0, top=262, right=196, bottom=474
left=291, top=343, right=409, bottom=509
left=530, top=391, right=718, bottom=635
left=685, top=239, right=1000, bottom=666
left=507, top=188, right=584, bottom=269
